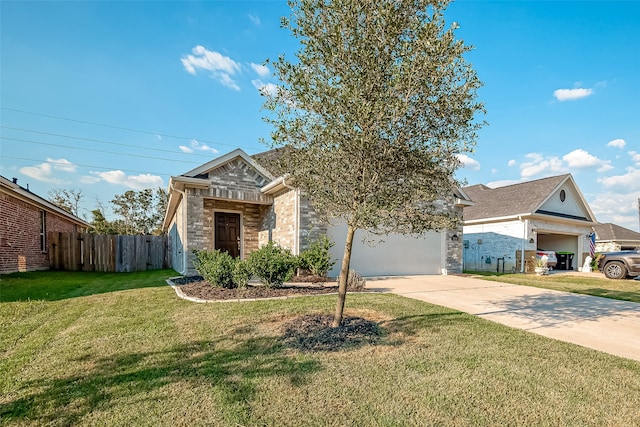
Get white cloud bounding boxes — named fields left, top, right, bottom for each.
left=491, top=168, right=498, bottom=174
left=588, top=191, right=640, bottom=231
left=181, top=45, right=241, bottom=90
left=19, top=158, right=76, bottom=184
left=507, top=159, right=517, bottom=167
left=181, top=139, right=218, bottom=154
left=90, top=170, right=164, bottom=190
left=553, top=88, right=593, bottom=101
left=606, top=138, right=626, bottom=149
left=251, top=79, right=278, bottom=96
left=629, top=151, right=640, bottom=165
left=486, top=179, right=522, bottom=188
left=248, top=14, right=261, bottom=25
left=80, top=175, right=101, bottom=184
left=251, top=63, right=270, bottom=78
left=520, top=152, right=567, bottom=178
left=597, top=167, right=640, bottom=192
left=562, top=149, right=612, bottom=172
left=456, top=154, right=480, bottom=171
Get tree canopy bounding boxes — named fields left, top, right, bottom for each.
left=263, top=0, right=485, bottom=326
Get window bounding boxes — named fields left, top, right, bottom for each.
left=40, top=210, right=46, bottom=251
left=559, top=189, right=566, bottom=202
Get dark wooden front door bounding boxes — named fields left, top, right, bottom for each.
left=214, top=212, right=240, bottom=258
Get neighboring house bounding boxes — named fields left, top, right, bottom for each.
left=0, top=175, right=91, bottom=273
left=462, top=174, right=598, bottom=273
left=162, top=148, right=471, bottom=277
left=594, top=223, right=640, bottom=252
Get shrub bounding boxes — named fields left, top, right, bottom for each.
left=346, top=270, right=366, bottom=291
left=299, top=235, right=336, bottom=277
left=246, top=242, right=297, bottom=288
left=232, top=258, right=252, bottom=289
left=193, top=249, right=236, bottom=289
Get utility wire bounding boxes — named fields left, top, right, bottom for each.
left=1, top=136, right=204, bottom=165
left=1, top=155, right=174, bottom=177
left=0, top=107, right=263, bottom=152
left=0, top=125, right=223, bottom=158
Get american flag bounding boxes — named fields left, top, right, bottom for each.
left=589, top=233, right=596, bottom=258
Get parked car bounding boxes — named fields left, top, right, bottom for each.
left=536, top=250, right=557, bottom=269
left=598, top=250, right=640, bottom=279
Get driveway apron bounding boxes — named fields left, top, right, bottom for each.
left=368, top=275, right=640, bottom=362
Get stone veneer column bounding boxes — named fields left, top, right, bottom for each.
left=184, top=189, right=204, bottom=275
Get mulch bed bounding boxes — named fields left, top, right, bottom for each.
left=171, top=276, right=368, bottom=301
left=281, top=313, right=382, bottom=352
left=170, top=276, right=380, bottom=352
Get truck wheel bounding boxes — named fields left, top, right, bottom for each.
left=603, top=261, right=627, bottom=279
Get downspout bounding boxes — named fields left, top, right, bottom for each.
left=282, top=177, right=300, bottom=255
left=171, top=182, right=188, bottom=275
left=519, top=216, right=527, bottom=273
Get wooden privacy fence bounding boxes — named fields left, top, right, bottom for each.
left=48, top=232, right=168, bottom=272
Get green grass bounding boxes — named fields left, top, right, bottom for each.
left=0, top=269, right=175, bottom=302
left=468, top=271, right=640, bottom=303
left=1, top=270, right=639, bottom=426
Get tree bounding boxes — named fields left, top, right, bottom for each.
left=48, top=188, right=84, bottom=217
left=263, top=0, right=484, bottom=326
left=110, top=187, right=168, bottom=235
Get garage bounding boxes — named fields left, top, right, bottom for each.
left=537, top=232, right=580, bottom=270
left=327, top=222, right=444, bottom=277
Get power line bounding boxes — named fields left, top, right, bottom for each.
left=0, top=125, right=220, bottom=158
left=1, top=155, right=174, bottom=177
left=1, top=107, right=263, bottom=152
left=1, top=136, right=204, bottom=165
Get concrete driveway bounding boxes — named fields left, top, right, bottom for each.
left=367, top=274, right=640, bottom=362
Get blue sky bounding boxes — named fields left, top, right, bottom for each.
left=1, top=1, right=639, bottom=231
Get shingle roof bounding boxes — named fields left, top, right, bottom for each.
left=594, top=223, right=640, bottom=241
left=462, top=174, right=570, bottom=221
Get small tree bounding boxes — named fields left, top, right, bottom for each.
left=48, top=188, right=83, bottom=217
left=264, top=0, right=484, bottom=326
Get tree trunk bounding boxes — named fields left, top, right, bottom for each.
left=332, top=224, right=356, bottom=327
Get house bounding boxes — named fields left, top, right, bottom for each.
left=0, top=175, right=91, bottom=273
left=462, top=174, right=598, bottom=273
left=162, top=148, right=471, bottom=277
left=594, top=223, right=640, bottom=252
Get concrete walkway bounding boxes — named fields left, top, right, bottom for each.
left=367, top=274, right=640, bottom=362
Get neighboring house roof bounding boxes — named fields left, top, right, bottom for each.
left=0, top=175, right=91, bottom=228
left=594, top=222, right=640, bottom=242
left=463, top=174, right=596, bottom=224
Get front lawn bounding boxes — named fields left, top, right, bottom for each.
left=1, top=270, right=639, bottom=426
left=469, top=272, right=640, bottom=303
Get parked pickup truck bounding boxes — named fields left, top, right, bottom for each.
left=598, top=249, right=640, bottom=279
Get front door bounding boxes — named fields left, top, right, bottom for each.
left=214, top=212, right=240, bottom=258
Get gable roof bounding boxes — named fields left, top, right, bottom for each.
left=463, top=174, right=596, bottom=223
left=594, top=223, right=640, bottom=242
left=0, top=175, right=91, bottom=228
left=182, top=148, right=274, bottom=181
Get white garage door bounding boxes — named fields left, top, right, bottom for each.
left=327, top=222, right=443, bottom=277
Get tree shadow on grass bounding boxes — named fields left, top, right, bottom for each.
left=0, top=336, right=321, bottom=425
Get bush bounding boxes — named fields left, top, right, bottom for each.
left=193, top=249, right=236, bottom=289
left=246, top=242, right=297, bottom=288
left=299, top=235, right=336, bottom=277
left=232, top=258, right=252, bottom=289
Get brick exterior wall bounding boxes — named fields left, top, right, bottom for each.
left=1, top=192, right=79, bottom=273
left=259, top=188, right=297, bottom=252
left=203, top=199, right=262, bottom=256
